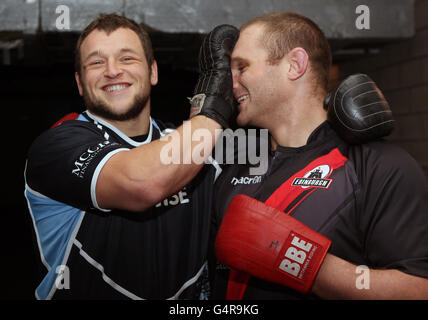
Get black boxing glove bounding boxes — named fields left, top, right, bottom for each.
left=189, top=24, right=239, bottom=128
left=325, top=74, right=394, bottom=144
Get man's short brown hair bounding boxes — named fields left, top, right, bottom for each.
left=242, top=12, right=332, bottom=91
left=74, top=13, right=154, bottom=75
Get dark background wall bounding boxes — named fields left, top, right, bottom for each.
left=339, top=0, right=428, bottom=177
left=0, top=0, right=426, bottom=299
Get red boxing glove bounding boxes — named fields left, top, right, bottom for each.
left=215, top=194, right=331, bottom=294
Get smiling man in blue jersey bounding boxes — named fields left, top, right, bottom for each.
left=24, top=13, right=238, bottom=299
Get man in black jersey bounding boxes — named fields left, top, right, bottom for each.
left=210, top=12, right=428, bottom=299
left=24, top=14, right=238, bottom=299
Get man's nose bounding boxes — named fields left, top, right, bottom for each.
left=105, top=58, right=122, bottom=78
left=232, top=71, right=240, bottom=90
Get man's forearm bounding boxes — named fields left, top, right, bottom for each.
left=151, top=115, right=222, bottom=198
left=96, top=115, right=221, bottom=211
left=312, top=254, right=428, bottom=299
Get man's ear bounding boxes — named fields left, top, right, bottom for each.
left=75, top=72, right=84, bottom=96
left=150, top=60, right=159, bottom=86
left=286, top=47, right=309, bottom=81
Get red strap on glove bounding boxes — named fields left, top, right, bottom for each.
left=216, top=195, right=331, bottom=298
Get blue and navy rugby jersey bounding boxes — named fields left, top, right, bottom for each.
left=25, top=111, right=220, bottom=300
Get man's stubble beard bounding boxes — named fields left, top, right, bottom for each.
left=82, top=85, right=150, bottom=122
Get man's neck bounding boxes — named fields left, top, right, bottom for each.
left=100, top=104, right=151, bottom=137
left=270, top=96, right=327, bottom=150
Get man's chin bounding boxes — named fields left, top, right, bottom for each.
left=89, top=106, right=145, bottom=122
left=84, top=95, right=148, bottom=122
left=236, top=113, right=249, bottom=127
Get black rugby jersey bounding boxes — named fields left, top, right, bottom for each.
left=210, top=121, right=428, bottom=299
left=24, top=111, right=220, bottom=300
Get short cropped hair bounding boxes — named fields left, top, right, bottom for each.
left=242, top=12, right=332, bottom=91
left=74, top=13, right=154, bottom=75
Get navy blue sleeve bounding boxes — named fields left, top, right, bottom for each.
left=25, top=120, right=128, bottom=211
left=357, top=141, right=428, bottom=278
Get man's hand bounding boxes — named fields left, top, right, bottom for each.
left=189, top=24, right=239, bottom=128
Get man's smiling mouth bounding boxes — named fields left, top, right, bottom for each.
left=237, top=94, right=249, bottom=103
left=102, top=83, right=131, bottom=93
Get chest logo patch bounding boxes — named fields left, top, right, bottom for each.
left=291, top=165, right=333, bottom=189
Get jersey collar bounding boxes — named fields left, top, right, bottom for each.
left=273, top=121, right=337, bottom=155
left=83, top=110, right=156, bottom=147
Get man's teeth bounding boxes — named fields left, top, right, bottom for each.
left=106, top=84, right=127, bottom=92
left=237, top=95, right=249, bottom=103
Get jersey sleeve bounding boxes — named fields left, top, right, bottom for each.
left=357, top=141, right=428, bottom=278
left=25, top=121, right=129, bottom=211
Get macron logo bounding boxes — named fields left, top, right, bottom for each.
left=231, top=176, right=262, bottom=185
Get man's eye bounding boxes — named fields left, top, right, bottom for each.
left=122, top=57, right=134, bottom=62
left=90, top=60, right=103, bottom=65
